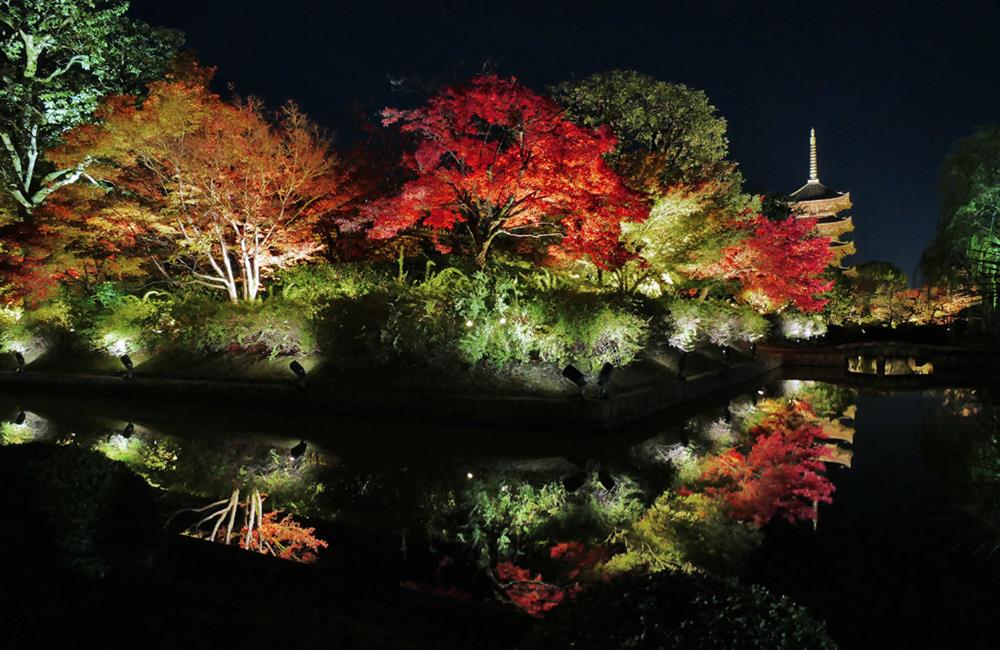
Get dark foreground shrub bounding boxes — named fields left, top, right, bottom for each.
left=526, top=570, right=836, bottom=650
left=0, top=443, right=162, bottom=577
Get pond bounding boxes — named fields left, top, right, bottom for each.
left=2, top=375, right=999, bottom=648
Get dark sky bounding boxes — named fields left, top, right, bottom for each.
left=130, top=0, right=1000, bottom=278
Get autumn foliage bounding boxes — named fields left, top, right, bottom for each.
left=494, top=541, right=604, bottom=617
left=360, top=75, right=647, bottom=268
left=48, top=76, right=352, bottom=302
left=698, top=400, right=835, bottom=526
left=702, top=215, right=834, bottom=312
left=240, top=510, right=329, bottom=564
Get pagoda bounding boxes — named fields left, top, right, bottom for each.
left=788, top=129, right=855, bottom=268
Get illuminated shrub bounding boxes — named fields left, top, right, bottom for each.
left=86, top=284, right=175, bottom=356
left=778, top=311, right=827, bottom=340
left=278, top=262, right=395, bottom=316
left=0, top=299, right=72, bottom=361
left=667, top=300, right=769, bottom=351
left=173, top=297, right=318, bottom=358
left=381, top=269, right=648, bottom=369
left=526, top=571, right=837, bottom=650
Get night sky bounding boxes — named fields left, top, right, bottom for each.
left=130, top=0, right=1000, bottom=279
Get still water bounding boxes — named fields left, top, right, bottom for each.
left=2, top=376, right=998, bottom=648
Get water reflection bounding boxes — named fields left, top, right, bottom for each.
left=0, top=381, right=852, bottom=595
left=7, top=378, right=997, bottom=645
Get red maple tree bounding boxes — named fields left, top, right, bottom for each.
left=360, top=75, right=647, bottom=268
left=702, top=215, right=833, bottom=313
left=698, top=400, right=835, bottom=527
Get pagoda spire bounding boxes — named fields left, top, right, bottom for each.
left=809, top=128, right=819, bottom=183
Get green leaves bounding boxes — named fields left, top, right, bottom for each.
left=551, top=70, right=732, bottom=193
left=0, top=0, right=181, bottom=211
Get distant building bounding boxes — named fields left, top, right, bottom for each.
left=788, top=129, right=855, bottom=269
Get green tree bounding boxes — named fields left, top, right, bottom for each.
left=923, top=127, right=1000, bottom=308
left=550, top=70, right=736, bottom=196
left=0, top=0, right=180, bottom=215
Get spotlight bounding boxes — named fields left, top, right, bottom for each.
left=720, top=347, right=730, bottom=366
left=119, top=354, right=134, bottom=379
left=750, top=343, right=757, bottom=360
left=13, top=411, right=25, bottom=426
left=289, top=360, right=307, bottom=388
left=14, top=351, right=25, bottom=373
left=121, top=422, right=135, bottom=439
left=290, top=440, right=307, bottom=459
left=677, top=352, right=688, bottom=380
left=597, top=362, right=614, bottom=398
left=562, top=364, right=587, bottom=395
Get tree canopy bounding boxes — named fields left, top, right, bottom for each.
left=550, top=70, right=735, bottom=197
left=45, top=78, right=350, bottom=302
left=0, top=0, right=181, bottom=215
left=921, top=126, right=1000, bottom=310
left=361, top=74, right=648, bottom=268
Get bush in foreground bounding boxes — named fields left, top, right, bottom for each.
left=0, top=443, right=162, bottom=577
left=526, top=571, right=836, bottom=650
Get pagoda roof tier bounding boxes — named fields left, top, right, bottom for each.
left=815, top=217, right=854, bottom=236
left=789, top=179, right=846, bottom=202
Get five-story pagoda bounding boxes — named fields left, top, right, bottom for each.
left=789, top=129, right=855, bottom=268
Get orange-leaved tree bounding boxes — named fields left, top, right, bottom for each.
left=51, top=75, right=351, bottom=302
left=359, top=75, right=647, bottom=268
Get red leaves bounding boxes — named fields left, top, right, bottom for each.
left=496, top=561, right=579, bottom=617
left=364, top=75, right=647, bottom=267
left=495, top=542, right=605, bottom=617
left=240, top=510, right=329, bottom=564
left=703, top=215, right=834, bottom=313
left=698, top=400, right=835, bottom=527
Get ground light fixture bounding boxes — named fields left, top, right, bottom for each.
left=290, top=440, right=307, bottom=459
left=597, top=362, right=614, bottom=398
left=562, top=364, right=587, bottom=395
left=121, top=422, right=135, bottom=439
left=13, top=411, right=25, bottom=426
left=119, top=354, right=134, bottom=379
left=14, top=351, right=25, bottom=373
left=289, top=360, right=307, bottom=388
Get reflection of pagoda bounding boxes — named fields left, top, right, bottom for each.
left=788, top=129, right=855, bottom=269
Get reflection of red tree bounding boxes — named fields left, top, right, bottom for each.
left=495, top=542, right=603, bottom=617
left=496, top=562, right=576, bottom=617
left=699, top=401, right=835, bottom=527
